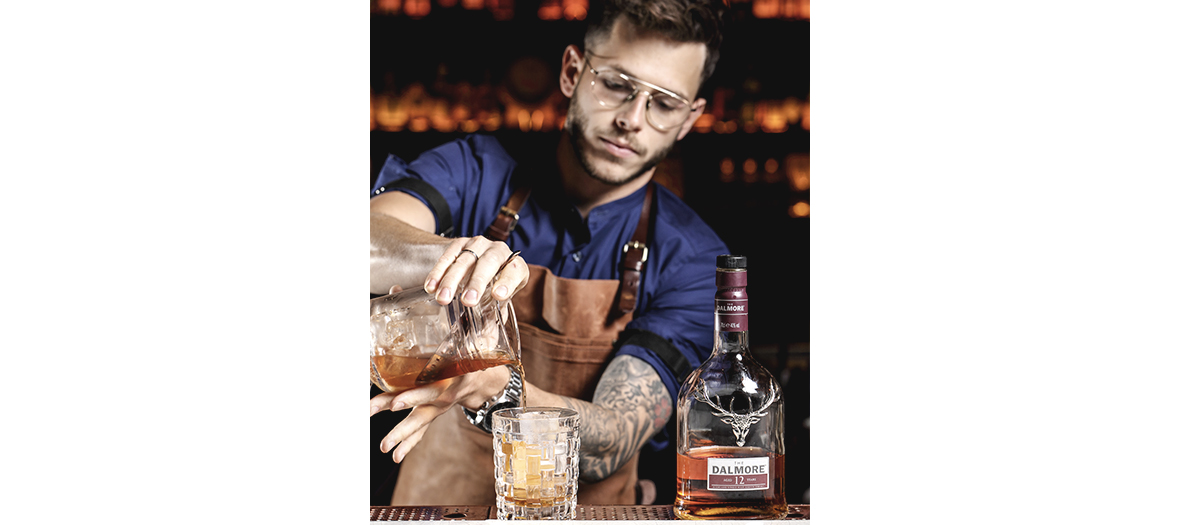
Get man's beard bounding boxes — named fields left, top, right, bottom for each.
left=566, top=95, right=675, bottom=187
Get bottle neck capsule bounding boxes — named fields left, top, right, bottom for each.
left=714, top=268, right=748, bottom=353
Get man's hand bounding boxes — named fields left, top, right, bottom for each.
left=369, top=365, right=511, bottom=462
left=425, top=236, right=529, bottom=307
left=370, top=188, right=528, bottom=304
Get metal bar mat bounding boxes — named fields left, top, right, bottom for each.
left=576, top=506, right=674, bottom=520
left=371, top=504, right=809, bottom=520
left=370, top=506, right=490, bottom=521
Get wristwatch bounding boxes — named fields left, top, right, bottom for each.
left=463, top=365, right=523, bottom=434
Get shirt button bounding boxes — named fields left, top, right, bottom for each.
left=572, top=252, right=582, bottom=262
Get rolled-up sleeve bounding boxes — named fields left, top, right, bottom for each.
left=371, top=135, right=516, bottom=238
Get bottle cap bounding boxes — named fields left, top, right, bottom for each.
left=716, top=254, right=747, bottom=269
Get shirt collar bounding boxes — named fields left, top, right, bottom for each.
left=580, top=182, right=649, bottom=235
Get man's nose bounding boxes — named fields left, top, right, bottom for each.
left=615, top=91, right=649, bottom=131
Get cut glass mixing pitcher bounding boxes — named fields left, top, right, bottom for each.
left=370, top=284, right=521, bottom=395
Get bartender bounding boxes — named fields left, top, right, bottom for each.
left=369, top=0, right=730, bottom=506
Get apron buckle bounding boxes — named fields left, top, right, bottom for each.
left=622, top=240, right=648, bottom=264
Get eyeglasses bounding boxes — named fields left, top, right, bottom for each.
left=583, top=55, right=694, bottom=132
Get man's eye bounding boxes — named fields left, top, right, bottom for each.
left=655, top=97, right=684, bottom=111
left=602, top=78, right=630, bottom=91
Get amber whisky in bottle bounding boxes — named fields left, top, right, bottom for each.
left=674, top=255, right=788, bottom=520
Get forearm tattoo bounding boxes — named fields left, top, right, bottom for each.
left=555, top=355, right=673, bottom=482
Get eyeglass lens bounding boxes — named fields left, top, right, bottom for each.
left=591, top=70, right=690, bottom=130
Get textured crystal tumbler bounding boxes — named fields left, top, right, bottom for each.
left=492, top=407, right=580, bottom=520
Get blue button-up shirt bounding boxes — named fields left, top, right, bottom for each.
left=372, top=134, right=727, bottom=449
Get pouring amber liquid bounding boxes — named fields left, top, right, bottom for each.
left=371, top=352, right=521, bottom=396
left=370, top=283, right=524, bottom=399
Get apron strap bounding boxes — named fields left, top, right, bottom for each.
left=484, top=186, right=532, bottom=241
left=617, top=183, right=654, bottom=315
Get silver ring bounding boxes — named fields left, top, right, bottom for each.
left=459, top=249, right=480, bottom=261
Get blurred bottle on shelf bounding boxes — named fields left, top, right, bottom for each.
left=538, top=0, right=561, bottom=20
left=734, top=0, right=810, bottom=19
left=488, top=0, right=514, bottom=20
left=719, top=158, right=735, bottom=183
left=404, top=0, right=430, bottom=18
left=373, top=0, right=402, bottom=15
left=763, top=158, right=781, bottom=184
left=742, top=158, right=759, bottom=184
left=562, top=0, right=589, bottom=20
left=787, top=201, right=809, bottom=218
left=785, top=154, right=809, bottom=191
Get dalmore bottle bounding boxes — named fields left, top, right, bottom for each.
left=673, top=255, right=788, bottom=519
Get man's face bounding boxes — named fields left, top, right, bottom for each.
left=564, top=20, right=707, bottom=186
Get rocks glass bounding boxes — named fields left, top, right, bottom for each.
left=492, top=407, right=580, bottom=520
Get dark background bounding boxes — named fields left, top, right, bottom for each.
left=370, top=0, right=809, bottom=506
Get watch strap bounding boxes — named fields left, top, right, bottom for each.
left=463, top=365, right=523, bottom=433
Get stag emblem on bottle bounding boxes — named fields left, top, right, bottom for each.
left=693, top=382, right=779, bottom=447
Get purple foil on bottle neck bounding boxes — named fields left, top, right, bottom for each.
left=715, top=269, right=748, bottom=332
left=716, top=269, right=747, bottom=288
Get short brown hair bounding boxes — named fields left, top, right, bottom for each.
left=584, top=0, right=728, bottom=86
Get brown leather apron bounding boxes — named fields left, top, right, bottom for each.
left=390, top=184, right=654, bottom=506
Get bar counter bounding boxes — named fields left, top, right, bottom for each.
left=370, top=504, right=810, bottom=521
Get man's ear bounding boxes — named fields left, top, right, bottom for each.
left=559, top=45, right=584, bottom=98
left=676, top=98, right=707, bottom=140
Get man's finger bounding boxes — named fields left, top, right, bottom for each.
left=391, top=422, right=432, bottom=463
left=389, top=378, right=455, bottom=408
left=434, top=238, right=495, bottom=305
left=371, top=375, right=454, bottom=415
left=490, top=252, right=529, bottom=301
left=370, top=392, right=398, bottom=416
left=459, top=243, right=513, bottom=306
left=424, top=238, right=471, bottom=295
left=381, top=402, right=444, bottom=457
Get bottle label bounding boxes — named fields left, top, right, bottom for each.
left=717, top=298, right=748, bottom=332
left=706, top=456, right=770, bottom=491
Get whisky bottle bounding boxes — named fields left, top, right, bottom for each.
left=673, top=255, right=788, bottom=520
